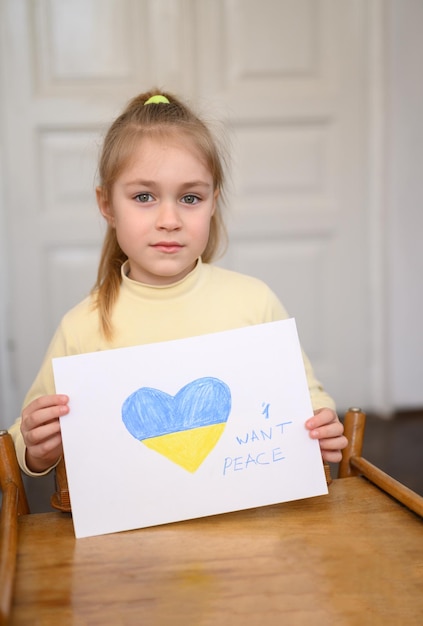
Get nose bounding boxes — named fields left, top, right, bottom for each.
left=155, top=200, right=182, bottom=231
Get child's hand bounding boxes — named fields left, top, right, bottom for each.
left=306, top=408, right=348, bottom=463
left=20, top=394, right=69, bottom=473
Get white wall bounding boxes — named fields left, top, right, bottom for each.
left=0, top=127, right=15, bottom=429
left=0, top=12, right=15, bottom=427
left=0, top=166, right=14, bottom=428
left=387, top=0, right=423, bottom=408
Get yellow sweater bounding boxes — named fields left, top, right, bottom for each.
left=10, top=259, right=335, bottom=475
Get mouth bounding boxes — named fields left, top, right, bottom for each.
left=151, top=242, right=184, bottom=253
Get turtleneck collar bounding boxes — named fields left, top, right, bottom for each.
left=120, top=258, right=205, bottom=300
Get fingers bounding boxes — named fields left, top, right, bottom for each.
left=21, top=415, right=60, bottom=448
left=306, top=408, right=343, bottom=439
left=320, top=447, right=345, bottom=463
left=21, top=394, right=69, bottom=472
left=306, top=408, right=339, bottom=430
left=317, top=433, right=348, bottom=450
left=305, top=407, right=348, bottom=463
left=308, top=421, right=345, bottom=442
left=312, top=431, right=348, bottom=463
left=21, top=394, right=69, bottom=428
left=22, top=394, right=69, bottom=417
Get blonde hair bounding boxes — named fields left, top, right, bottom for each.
left=92, top=89, right=228, bottom=340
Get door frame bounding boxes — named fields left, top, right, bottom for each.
left=366, top=0, right=390, bottom=415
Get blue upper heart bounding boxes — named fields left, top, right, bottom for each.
left=122, top=377, right=232, bottom=441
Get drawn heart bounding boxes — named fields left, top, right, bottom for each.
left=122, top=377, right=231, bottom=472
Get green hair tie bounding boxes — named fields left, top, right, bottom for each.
left=144, top=95, right=170, bottom=105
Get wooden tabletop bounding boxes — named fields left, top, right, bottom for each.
left=10, top=477, right=423, bottom=625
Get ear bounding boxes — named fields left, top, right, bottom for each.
left=211, top=187, right=220, bottom=216
left=96, top=186, right=115, bottom=226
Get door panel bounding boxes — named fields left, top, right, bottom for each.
left=1, top=0, right=375, bottom=420
left=196, top=0, right=371, bottom=407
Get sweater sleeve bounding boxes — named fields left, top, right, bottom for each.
left=9, top=322, right=70, bottom=476
left=264, top=286, right=336, bottom=413
left=302, top=350, right=336, bottom=412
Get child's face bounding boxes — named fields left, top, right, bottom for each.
left=98, top=136, right=218, bottom=285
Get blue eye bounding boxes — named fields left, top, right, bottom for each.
left=181, top=195, right=199, bottom=205
left=134, top=193, right=153, bottom=203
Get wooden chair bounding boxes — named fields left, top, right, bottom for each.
left=50, top=457, right=71, bottom=512
left=338, top=407, right=423, bottom=517
left=0, top=430, right=29, bottom=626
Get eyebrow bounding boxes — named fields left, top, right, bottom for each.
left=123, top=179, right=212, bottom=189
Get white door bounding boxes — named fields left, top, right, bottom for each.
left=0, top=0, right=383, bottom=424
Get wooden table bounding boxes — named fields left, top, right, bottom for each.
left=10, top=477, right=423, bottom=625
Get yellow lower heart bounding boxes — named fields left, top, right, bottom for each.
left=142, top=423, right=226, bottom=472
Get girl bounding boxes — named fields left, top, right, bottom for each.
left=10, top=90, right=347, bottom=476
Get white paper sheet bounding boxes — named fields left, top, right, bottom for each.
left=53, top=319, right=328, bottom=538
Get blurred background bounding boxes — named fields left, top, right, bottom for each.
left=0, top=0, right=422, bottom=510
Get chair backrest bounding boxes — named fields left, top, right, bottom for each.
left=338, top=407, right=423, bottom=517
left=50, top=457, right=71, bottom=512
left=0, top=430, right=30, bottom=625
left=338, top=407, right=366, bottom=478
